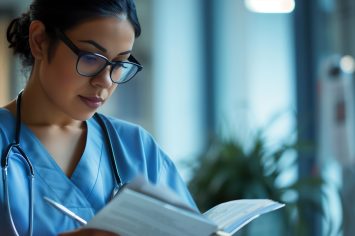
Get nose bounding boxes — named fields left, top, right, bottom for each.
left=90, top=66, right=113, bottom=88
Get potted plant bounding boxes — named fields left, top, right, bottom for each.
left=187, top=132, right=331, bottom=236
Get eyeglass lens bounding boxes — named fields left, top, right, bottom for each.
left=77, top=53, right=139, bottom=83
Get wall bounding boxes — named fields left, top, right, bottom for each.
left=214, top=0, right=296, bottom=147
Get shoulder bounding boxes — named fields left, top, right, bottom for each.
left=0, top=109, right=16, bottom=158
left=0, top=109, right=15, bottom=142
left=90, top=114, right=198, bottom=209
left=0, top=108, right=15, bottom=124
left=91, top=113, right=169, bottom=167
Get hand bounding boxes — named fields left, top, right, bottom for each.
left=59, top=228, right=119, bottom=236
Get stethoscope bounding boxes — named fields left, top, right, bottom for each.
left=1, top=91, right=123, bottom=236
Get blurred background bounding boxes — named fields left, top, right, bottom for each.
left=1, top=0, right=355, bottom=235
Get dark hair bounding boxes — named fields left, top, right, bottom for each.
left=6, top=0, right=141, bottom=67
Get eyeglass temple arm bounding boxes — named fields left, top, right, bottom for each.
left=128, top=55, right=140, bottom=64
left=55, top=29, right=80, bottom=55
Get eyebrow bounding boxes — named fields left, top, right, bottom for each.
left=79, top=40, right=107, bottom=52
left=78, top=40, right=132, bottom=55
left=118, top=50, right=132, bottom=55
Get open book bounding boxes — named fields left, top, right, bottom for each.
left=84, top=177, right=285, bottom=236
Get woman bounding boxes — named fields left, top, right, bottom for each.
left=0, top=0, right=197, bottom=235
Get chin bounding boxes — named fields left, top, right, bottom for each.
left=71, top=110, right=97, bottom=121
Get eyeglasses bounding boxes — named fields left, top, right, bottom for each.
left=55, top=29, right=143, bottom=84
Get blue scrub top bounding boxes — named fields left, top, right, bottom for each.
left=0, top=109, right=197, bottom=235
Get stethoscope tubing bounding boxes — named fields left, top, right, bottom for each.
left=1, top=91, right=34, bottom=236
left=93, top=113, right=122, bottom=188
left=1, top=91, right=122, bottom=236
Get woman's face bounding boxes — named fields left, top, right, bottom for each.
left=37, top=16, right=135, bottom=120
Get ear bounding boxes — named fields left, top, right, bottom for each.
left=28, top=20, right=49, bottom=61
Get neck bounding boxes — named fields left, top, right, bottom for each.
left=20, top=80, right=83, bottom=129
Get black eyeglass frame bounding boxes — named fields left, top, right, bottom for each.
left=55, top=29, right=143, bottom=84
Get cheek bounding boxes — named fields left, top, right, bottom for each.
left=107, top=84, right=118, bottom=96
left=43, top=54, right=81, bottom=90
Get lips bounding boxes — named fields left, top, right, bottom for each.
left=79, top=95, right=104, bottom=109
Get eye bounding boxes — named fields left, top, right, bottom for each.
left=113, top=62, right=127, bottom=70
left=80, top=54, right=101, bottom=65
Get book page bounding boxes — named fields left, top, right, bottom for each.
left=203, top=199, right=285, bottom=234
left=85, top=188, right=218, bottom=236
left=83, top=177, right=284, bottom=236
left=126, top=175, right=198, bottom=213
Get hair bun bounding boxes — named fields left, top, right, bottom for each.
left=6, top=12, right=33, bottom=67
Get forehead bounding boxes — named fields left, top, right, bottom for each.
left=65, top=16, right=135, bottom=54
